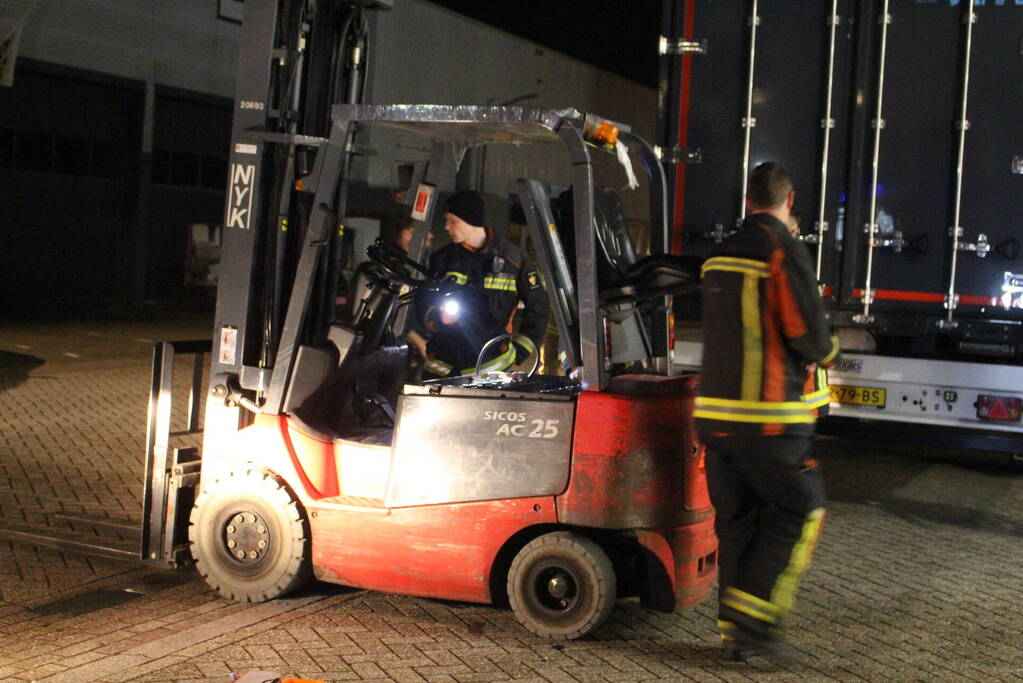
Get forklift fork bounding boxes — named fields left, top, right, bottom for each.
left=0, top=340, right=210, bottom=566
left=140, top=340, right=211, bottom=567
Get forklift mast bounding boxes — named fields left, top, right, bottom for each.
left=205, top=0, right=391, bottom=457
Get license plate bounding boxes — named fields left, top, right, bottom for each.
left=829, top=384, right=886, bottom=408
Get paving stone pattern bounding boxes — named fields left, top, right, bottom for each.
left=2, top=316, right=1023, bottom=682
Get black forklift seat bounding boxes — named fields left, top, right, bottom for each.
left=549, top=186, right=702, bottom=305
left=601, top=254, right=703, bottom=306
left=552, top=185, right=636, bottom=292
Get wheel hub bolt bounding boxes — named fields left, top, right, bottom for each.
left=227, top=540, right=236, bottom=548
left=548, top=577, right=568, bottom=598
left=236, top=550, right=245, bottom=559
left=249, top=551, right=258, bottom=559
left=226, top=525, right=236, bottom=533
left=258, top=540, right=266, bottom=548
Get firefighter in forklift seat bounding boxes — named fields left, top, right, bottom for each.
left=407, top=191, right=549, bottom=379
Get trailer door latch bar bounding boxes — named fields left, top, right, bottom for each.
left=659, top=37, right=708, bottom=55
left=655, top=145, right=702, bottom=165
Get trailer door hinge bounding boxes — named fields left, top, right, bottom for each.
left=659, top=36, right=708, bottom=55
left=655, top=145, right=702, bottom=165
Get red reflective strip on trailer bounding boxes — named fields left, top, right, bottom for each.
left=821, top=285, right=834, bottom=297
left=852, top=288, right=997, bottom=306
left=672, top=0, right=696, bottom=254
left=959, top=294, right=999, bottom=306
left=853, top=288, right=943, bottom=302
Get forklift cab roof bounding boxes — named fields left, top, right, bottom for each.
left=231, top=104, right=691, bottom=419
left=333, top=104, right=571, bottom=144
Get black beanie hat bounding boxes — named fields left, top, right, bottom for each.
left=445, top=190, right=485, bottom=227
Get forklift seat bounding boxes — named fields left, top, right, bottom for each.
left=601, top=254, right=702, bottom=306
left=551, top=185, right=637, bottom=292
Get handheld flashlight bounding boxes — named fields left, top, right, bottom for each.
left=441, top=298, right=461, bottom=319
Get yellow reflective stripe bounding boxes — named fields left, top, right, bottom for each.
left=821, top=335, right=840, bottom=364
left=801, top=389, right=831, bottom=409
left=722, top=587, right=779, bottom=624
left=770, top=508, right=825, bottom=616
left=695, top=396, right=817, bottom=423
left=702, top=256, right=770, bottom=277
left=717, top=619, right=737, bottom=641
left=445, top=271, right=468, bottom=285
left=463, top=346, right=515, bottom=375
left=697, top=397, right=810, bottom=411
left=802, top=367, right=831, bottom=406
left=483, top=275, right=517, bottom=291
left=741, top=272, right=763, bottom=401
left=693, top=409, right=816, bottom=424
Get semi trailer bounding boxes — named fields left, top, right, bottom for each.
left=661, top=0, right=1023, bottom=453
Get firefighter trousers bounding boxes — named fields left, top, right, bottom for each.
left=701, top=433, right=825, bottom=636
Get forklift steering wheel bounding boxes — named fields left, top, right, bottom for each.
left=366, top=238, right=434, bottom=288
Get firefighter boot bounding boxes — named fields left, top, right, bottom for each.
left=717, top=619, right=800, bottom=664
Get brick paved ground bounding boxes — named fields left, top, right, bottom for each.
left=2, top=314, right=1023, bottom=682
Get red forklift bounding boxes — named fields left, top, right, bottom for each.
left=3, top=1, right=716, bottom=640
left=184, top=96, right=718, bottom=638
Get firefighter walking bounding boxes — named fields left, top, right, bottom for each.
left=695, top=162, right=839, bottom=661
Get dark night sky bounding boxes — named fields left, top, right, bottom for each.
left=424, top=0, right=663, bottom=87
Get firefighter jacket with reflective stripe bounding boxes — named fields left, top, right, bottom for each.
left=695, top=213, right=839, bottom=436
left=413, top=227, right=549, bottom=375
left=802, top=365, right=830, bottom=418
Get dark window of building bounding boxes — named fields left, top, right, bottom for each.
left=152, top=148, right=172, bottom=184
left=92, top=142, right=124, bottom=179
left=200, top=155, right=227, bottom=190
left=54, top=136, right=91, bottom=176
left=14, top=130, right=53, bottom=173
left=0, top=128, right=12, bottom=168
left=171, top=151, right=200, bottom=187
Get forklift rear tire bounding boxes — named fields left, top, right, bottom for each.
left=507, top=531, right=616, bottom=640
left=189, top=470, right=310, bottom=602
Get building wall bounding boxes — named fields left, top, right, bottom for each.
left=365, top=1, right=657, bottom=219
left=13, top=0, right=239, bottom=97
left=12, top=1, right=655, bottom=129
left=2, top=0, right=657, bottom=309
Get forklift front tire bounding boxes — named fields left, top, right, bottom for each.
left=507, top=531, right=616, bottom=640
left=189, top=470, right=310, bottom=602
